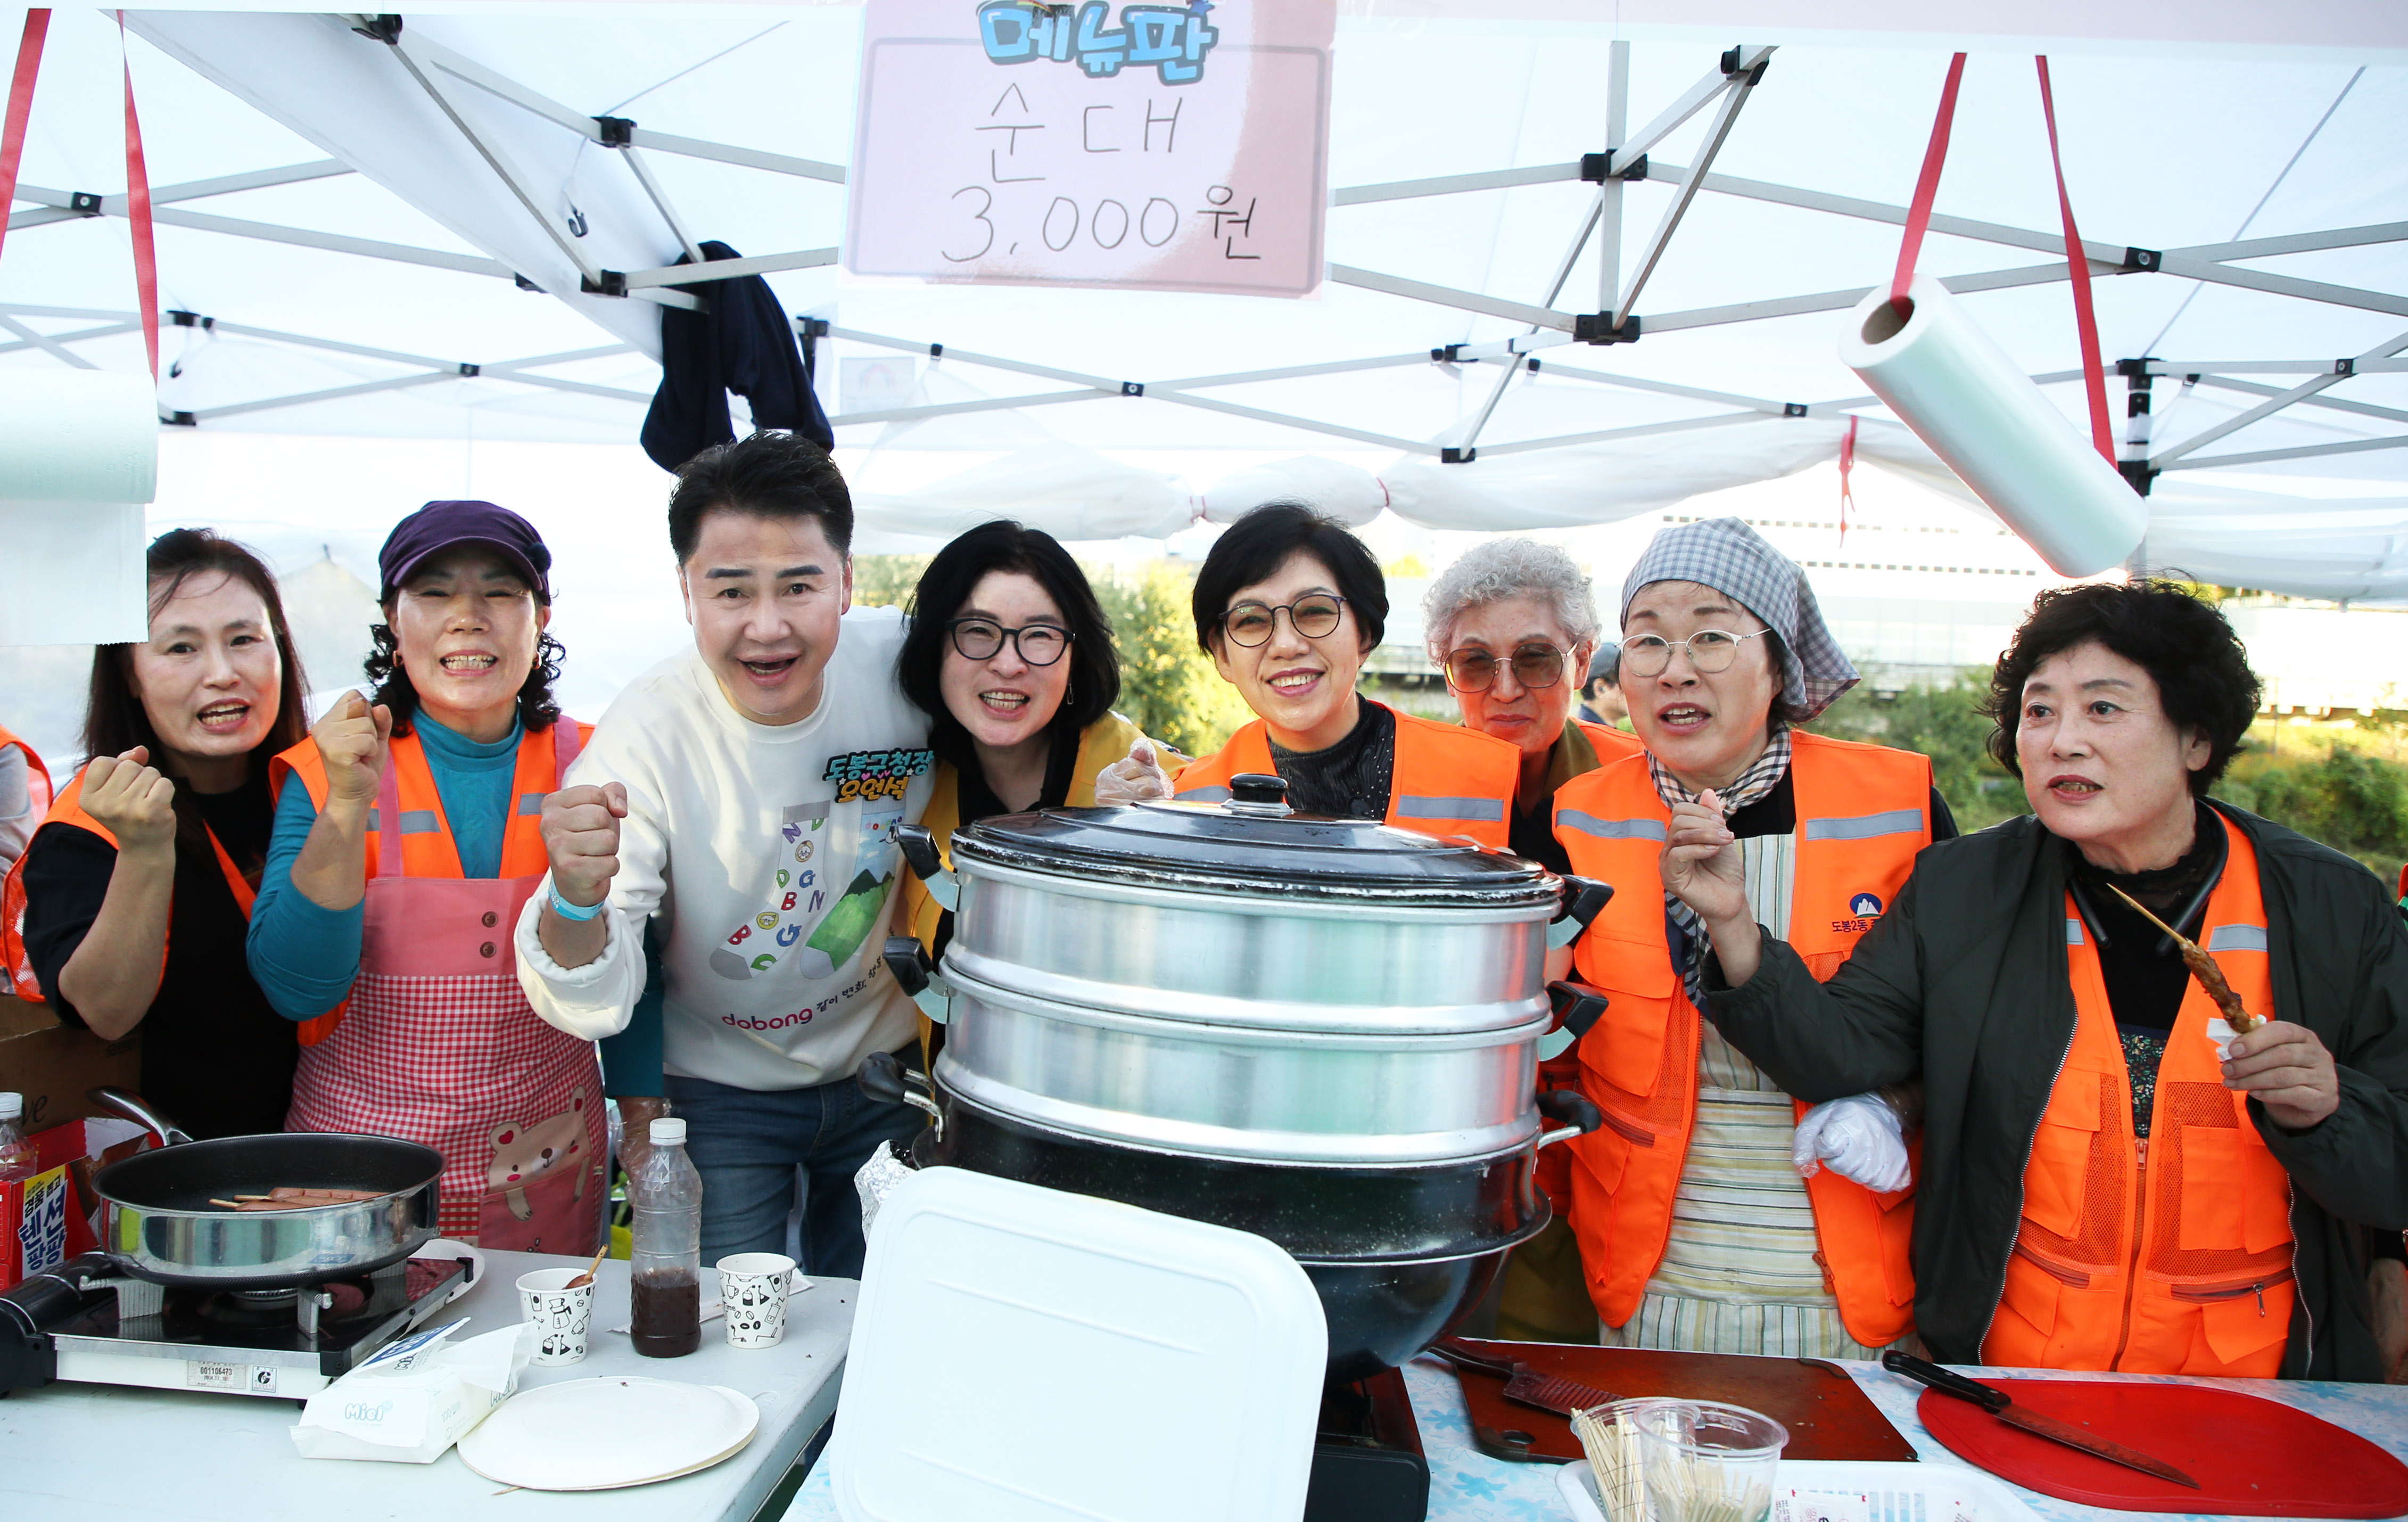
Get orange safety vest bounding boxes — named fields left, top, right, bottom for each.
left=270, top=721, right=587, bottom=1043
left=1551, top=730, right=1933, bottom=1348
left=0, top=725, right=56, bottom=1000
left=0, top=761, right=328, bottom=1034
left=1173, top=702, right=1522, bottom=851
left=1983, top=813, right=2295, bottom=1376
left=1573, top=719, right=1647, bottom=765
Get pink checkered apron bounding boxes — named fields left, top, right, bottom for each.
left=286, top=722, right=605, bottom=1253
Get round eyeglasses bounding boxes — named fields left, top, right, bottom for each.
left=1442, top=643, right=1568, bottom=694
left=1620, top=628, right=1769, bottom=677
left=1221, top=594, right=1347, bottom=648
left=947, top=617, right=1070, bottom=667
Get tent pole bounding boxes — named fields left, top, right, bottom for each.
left=2192, top=374, right=2408, bottom=428
left=1457, top=187, right=1607, bottom=456
left=0, top=319, right=139, bottom=357
left=1599, top=39, right=1628, bottom=316
left=1614, top=47, right=1769, bottom=328
left=0, top=314, right=100, bottom=369
left=1326, top=264, right=1576, bottom=330
left=2150, top=326, right=2408, bottom=465
left=1611, top=45, right=1771, bottom=175
left=2155, top=434, right=2408, bottom=472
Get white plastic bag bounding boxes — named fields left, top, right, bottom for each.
left=291, top=1317, right=532, bottom=1463
left=1791, top=1094, right=1911, bottom=1195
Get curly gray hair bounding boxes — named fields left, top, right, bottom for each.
left=1421, top=537, right=1604, bottom=660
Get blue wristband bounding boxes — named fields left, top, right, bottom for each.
left=548, top=883, right=606, bottom=922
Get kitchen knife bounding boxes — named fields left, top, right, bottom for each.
left=1431, top=1337, right=1616, bottom=1417
left=1882, top=1351, right=2201, bottom=1490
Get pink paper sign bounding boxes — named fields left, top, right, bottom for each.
left=847, top=1, right=1332, bottom=297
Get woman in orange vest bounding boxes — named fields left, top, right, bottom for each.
left=1692, top=581, right=2405, bottom=1381
left=0, top=722, right=50, bottom=890
left=1100, top=503, right=1521, bottom=840
left=4, top=530, right=311, bottom=1138
left=1416, top=536, right=1643, bottom=1342
left=244, top=501, right=603, bottom=1253
left=1547, top=517, right=1956, bottom=1360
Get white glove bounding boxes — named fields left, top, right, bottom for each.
left=1094, top=739, right=1175, bottom=807
left=1791, top=1093, right=1911, bottom=1195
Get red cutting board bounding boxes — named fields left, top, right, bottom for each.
left=1918, top=1379, right=2408, bottom=1517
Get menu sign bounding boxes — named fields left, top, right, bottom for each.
left=846, top=1, right=1333, bottom=296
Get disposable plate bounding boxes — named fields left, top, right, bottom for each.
left=456, top=1376, right=759, bottom=1491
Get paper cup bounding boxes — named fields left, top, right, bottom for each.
left=517, top=1266, right=596, bottom=1365
left=716, top=1253, right=798, bottom=1349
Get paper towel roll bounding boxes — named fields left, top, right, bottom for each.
left=1838, top=275, right=2145, bottom=577
left=0, top=369, right=159, bottom=504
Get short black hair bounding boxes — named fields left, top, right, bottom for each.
left=1983, top=580, right=2262, bottom=793
left=667, top=430, right=854, bottom=564
left=1190, top=503, right=1386, bottom=654
left=898, top=521, right=1121, bottom=774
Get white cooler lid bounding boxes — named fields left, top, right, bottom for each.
left=829, top=1165, right=1327, bottom=1522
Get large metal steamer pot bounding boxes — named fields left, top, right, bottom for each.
left=885, top=776, right=1606, bottom=1383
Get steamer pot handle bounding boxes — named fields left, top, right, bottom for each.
left=1547, top=876, right=1613, bottom=949
left=857, top=1051, right=944, bottom=1139
left=1536, top=980, right=1608, bottom=1060
left=88, top=1088, right=193, bottom=1149
left=1533, top=1089, right=1603, bottom=1150
left=882, top=935, right=954, bottom=1026
left=892, top=824, right=958, bottom=911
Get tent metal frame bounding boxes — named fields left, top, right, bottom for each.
left=7, top=28, right=2404, bottom=482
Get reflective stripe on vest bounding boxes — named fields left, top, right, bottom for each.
left=1802, top=808, right=1925, bottom=842
left=2066, top=918, right=2085, bottom=945
left=1169, top=705, right=1519, bottom=850
left=1555, top=810, right=1665, bottom=842
left=1983, top=811, right=2294, bottom=1377
left=366, top=808, right=441, bottom=835
left=1396, top=794, right=1505, bottom=824
left=1551, top=730, right=1932, bottom=1348
left=516, top=792, right=546, bottom=815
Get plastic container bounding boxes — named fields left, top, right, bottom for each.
left=0, top=1093, right=37, bottom=1183
left=1631, top=1401, right=1789, bottom=1522
left=628, top=1117, right=702, bottom=1359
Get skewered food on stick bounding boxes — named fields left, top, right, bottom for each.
left=204, top=1187, right=385, bottom=1211
left=2102, top=883, right=2265, bottom=1033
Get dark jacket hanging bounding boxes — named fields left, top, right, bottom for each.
left=640, top=240, right=833, bottom=472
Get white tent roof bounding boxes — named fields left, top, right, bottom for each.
left=3, top=4, right=2405, bottom=599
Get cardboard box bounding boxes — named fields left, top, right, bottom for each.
left=0, top=993, right=141, bottom=1132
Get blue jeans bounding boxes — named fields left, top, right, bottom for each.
left=664, top=1048, right=926, bottom=1278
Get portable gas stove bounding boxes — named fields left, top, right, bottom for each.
left=0, top=1249, right=472, bottom=1400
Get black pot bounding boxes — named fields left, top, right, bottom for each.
left=923, top=1089, right=1547, bottom=1384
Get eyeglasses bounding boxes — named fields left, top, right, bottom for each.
left=947, top=617, right=1070, bottom=667
left=1442, top=643, right=1568, bottom=693
left=1621, top=628, right=1769, bottom=677
left=1221, top=594, right=1347, bottom=648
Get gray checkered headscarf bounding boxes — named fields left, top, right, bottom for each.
left=1619, top=517, right=1858, bottom=722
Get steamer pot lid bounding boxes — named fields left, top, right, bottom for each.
left=949, top=779, right=1557, bottom=901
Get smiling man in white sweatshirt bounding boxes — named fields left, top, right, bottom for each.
left=514, top=431, right=935, bottom=1273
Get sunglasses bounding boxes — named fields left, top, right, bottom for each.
left=1441, top=644, right=1568, bottom=693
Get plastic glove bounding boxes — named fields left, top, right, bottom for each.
left=1094, top=739, right=1175, bottom=806
left=1791, top=1092, right=1911, bottom=1194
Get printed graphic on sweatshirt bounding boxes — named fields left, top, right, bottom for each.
left=710, top=798, right=837, bottom=982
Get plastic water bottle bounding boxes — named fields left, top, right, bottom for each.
left=0, top=1093, right=37, bottom=1182
left=628, top=1117, right=702, bottom=1358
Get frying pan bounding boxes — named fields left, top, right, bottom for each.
left=88, top=1089, right=442, bottom=1290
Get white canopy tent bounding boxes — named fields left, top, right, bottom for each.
left=2, top=4, right=2404, bottom=752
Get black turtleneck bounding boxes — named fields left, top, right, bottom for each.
left=1268, top=699, right=1396, bottom=820
left=2065, top=797, right=2226, bottom=1136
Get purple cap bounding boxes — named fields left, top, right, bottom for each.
left=377, top=500, right=552, bottom=600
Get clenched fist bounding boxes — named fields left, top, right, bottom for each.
left=78, top=747, right=177, bottom=857
left=1662, top=788, right=1747, bottom=927
left=312, top=691, right=393, bottom=810
left=542, top=781, right=629, bottom=910
left=1095, top=739, right=1174, bottom=807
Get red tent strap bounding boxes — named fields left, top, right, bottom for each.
left=1890, top=52, right=1966, bottom=313
left=2036, top=56, right=2114, bottom=466
left=0, top=10, right=50, bottom=272
left=118, top=11, right=158, bottom=381
left=1837, top=414, right=1858, bottom=547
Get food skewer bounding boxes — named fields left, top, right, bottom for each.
left=2102, top=883, right=2264, bottom=1033
left=207, top=1187, right=385, bottom=1212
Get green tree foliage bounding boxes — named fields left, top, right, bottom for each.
left=2216, top=744, right=2408, bottom=887
left=850, top=554, right=931, bottom=610
left=1807, top=670, right=2030, bottom=833
left=1087, top=561, right=1255, bottom=760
